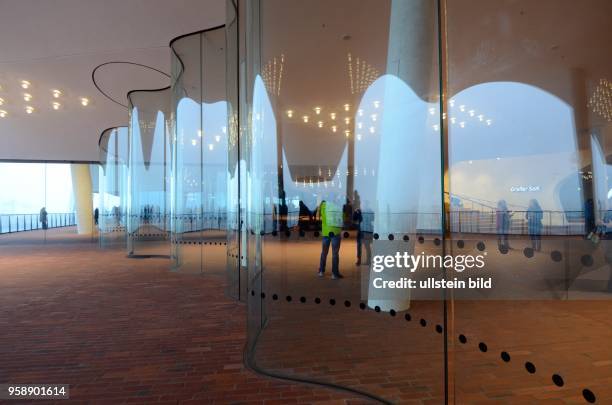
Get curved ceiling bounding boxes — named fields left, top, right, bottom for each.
left=0, top=0, right=224, bottom=162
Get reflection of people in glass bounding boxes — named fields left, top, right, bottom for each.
left=39, top=207, right=48, bottom=230
left=94, top=208, right=99, bottom=226
left=496, top=200, right=511, bottom=250
left=526, top=199, right=543, bottom=251
left=354, top=199, right=374, bottom=265
left=584, top=198, right=595, bottom=238
left=318, top=193, right=344, bottom=279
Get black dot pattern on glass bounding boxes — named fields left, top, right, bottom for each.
left=524, top=247, right=534, bottom=258
left=581, top=254, right=593, bottom=267
left=344, top=300, right=351, bottom=307
left=499, top=245, right=509, bottom=254
left=272, top=294, right=278, bottom=300
left=388, top=234, right=394, bottom=241
left=552, top=374, right=564, bottom=387
left=329, top=298, right=336, bottom=306
left=583, top=389, right=596, bottom=403
left=479, top=342, right=488, bottom=352
left=286, top=295, right=292, bottom=302
left=251, top=290, right=255, bottom=296
left=359, top=302, right=366, bottom=310
left=500, top=351, right=510, bottom=362
left=418, top=236, right=425, bottom=244
left=390, top=309, right=396, bottom=317
left=315, top=297, right=321, bottom=304
left=477, top=241, right=486, bottom=251
left=261, top=292, right=266, bottom=299
left=457, top=240, right=464, bottom=248
left=420, top=319, right=427, bottom=327
left=435, top=324, right=443, bottom=334
left=403, top=235, right=409, bottom=241
left=300, top=296, right=306, bottom=303
left=314, top=231, right=320, bottom=237
left=374, top=233, right=379, bottom=240
left=459, top=334, right=467, bottom=344
left=434, top=238, right=441, bottom=246
left=405, top=313, right=411, bottom=321
left=525, top=362, right=536, bottom=374
left=551, top=250, right=562, bottom=262
left=374, top=306, right=381, bottom=313
left=343, top=231, right=349, bottom=238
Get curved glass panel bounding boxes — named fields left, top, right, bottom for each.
left=242, top=0, right=445, bottom=401
left=446, top=0, right=612, bottom=403
left=170, top=26, right=229, bottom=275
left=98, top=127, right=128, bottom=248
left=127, top=88, right=172, bottom=258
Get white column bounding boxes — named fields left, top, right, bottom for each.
left=71, top=164, right=94, bottom=234
left=367, top=0, right=438, bottom=312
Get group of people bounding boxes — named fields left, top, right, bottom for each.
left=496, top=199, right=543, bottom=251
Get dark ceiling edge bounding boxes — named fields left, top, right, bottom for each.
left=98, top=125, right=128, bottom=155
left=169, top=24, right=226, bottom=93
left=0, top=158, right=100, bottom=164
left=92, top=61, right=171, bottom=109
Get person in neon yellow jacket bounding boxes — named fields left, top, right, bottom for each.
left=318, top=193, right=344, bottom=279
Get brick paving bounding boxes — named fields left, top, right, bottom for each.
left=0, top=234, right=368, bottom=404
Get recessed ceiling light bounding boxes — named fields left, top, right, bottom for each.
left=0, top=110, right=7, bottom=118
left=80, top=97, right=89, bottom=106
left=23, top=93, right=32, bottom=101
left=25, top=106, right=34, bottom=114
left=52, top=89, right=62, bottom=98
left=52, top=101, right=61, bottom=110
left=21, top=80, right=30, bottom=89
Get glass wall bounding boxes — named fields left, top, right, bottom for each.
left=235, top=0, right=612, bottom=403
left=98, top=127, right=128, bottom=248
left=169, top=26, right=229, bottom=275
left=241, top=0, right=446, bottom=402
left=0, top=162, right=95, bottom=245
left=127, top=88, right=172, bottom=258
left=446, top=0, right=612, bottom=403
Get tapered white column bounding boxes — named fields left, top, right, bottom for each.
left=367, top=0, right=438, bottom=312
left=71, top=164, right=94, bottom=234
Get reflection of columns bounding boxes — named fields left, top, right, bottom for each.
left=71, top=164, right=93, bottom=234
left=367, top=0, right=437, bottom=313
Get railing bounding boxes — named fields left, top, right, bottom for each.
left=239, top=209, right=594, bottom=236
left=0, top=212, right=77, bottom=234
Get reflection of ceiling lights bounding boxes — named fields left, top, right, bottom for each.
left=588, top=78, right=612, bottom=122
left=331, top=125, right=337, bottom=133
left=314, top=106, right=321, bottom=115
left=302, top=115, right=309, bottom=123
left=20, top=80, right=30, bottom=89
left=52, top=102, right=61, bottom=110
left=80, top=97, right=89, bottom=106
left=286, top=110, right=293, bottom=118
left=0, top=110, right=7, bottom=118
left=208, top=143, right=214, bottom=151
left=197, top=129, right=202, bottom=137
left=347, top=53, right=380, bottom=95
left=25, top=106, right=34, bottom=114
left=52, top=89, right=62, bottom=98
left=0, top=98, right=4, bottom=106
left=215, top=135, right=221, bottom=142
left=262, top=54, right=284, bottom=97
left=330, top=112, right=336, bottom=120
left=23, top=93, right=32, bottom=101
left=191, top=139, right=197, bottom=146
left=317, top=121, right=323, bottom=128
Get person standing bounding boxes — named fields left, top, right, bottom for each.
left=39, top=207, right=48, bottom=230
left=94, top=207, right=99, bottom=226
left=496, top=200, right=511, bottom=250
left=526, top=199, right=543, bottom=251
left=318, top=193, right=344, bottom=279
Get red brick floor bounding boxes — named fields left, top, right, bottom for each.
left=0, top=234, right=368, bottom=404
